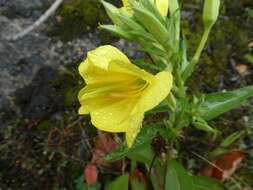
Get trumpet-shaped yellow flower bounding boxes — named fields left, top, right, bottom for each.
left=78, top=45, right=173, bottom=147
left=122, top=0, right=169, bottom=16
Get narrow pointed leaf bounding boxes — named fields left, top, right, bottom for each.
left=103, top=124, right=171, bottom=162
left=101, top=0, right=122, bottom=25
left=133, top=6, right=170, bottom=50
left=199, top=86, right=253, bottom=120
left=192, top=176, right=225, bottom=190
left=165, top=160, right=194, bottom=190
left=107, top=174, right=129, bottom=190
left=99, top=25, right=133, bottom=40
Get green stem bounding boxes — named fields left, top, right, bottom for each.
left=182, top=26, right=212, bottom=81
left=192, top=26, right=211, bottom=64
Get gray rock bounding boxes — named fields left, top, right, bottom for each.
left=0, top=0, right=48, bottom=19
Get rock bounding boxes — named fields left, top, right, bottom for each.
left=0, top=0, right=48, bottom=19
left=13, top=67, right=63, bottom=119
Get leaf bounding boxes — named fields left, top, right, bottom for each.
left=199, top=86, right=253, bottom=120
left=101, top=0, right=122, bottom=26
left=99, top=25, right=133, bottom=40
left=131, top=180, right=146, bottom=190
left=75, top=174, right=101, bottom=190
left=192, top=176, right=225, bottom=190
left=244, top=53, right=253, bottom=64
left=147, top=101, right=169, bottom=114
left=221, top=131, right=245, bottom=147
left=132, top=59, right=162, bottom=74
left=103, top=124, right=170, bottom=162
left=130, top=169, right=147, bottom=190
left=133, top=6, right=170, bottom=50
left=192, top=117, right=217, bottom=133
left=117, top=13, right=151, bottom=37
left=106, top=173, right=129, bottom=190
left=127, top=144, right=155, bottom=164
left=247, top=9, right=253, bottom=17
left=165, top=160, right=194, bottom=190
left=200, top=150, right=246, bottom=181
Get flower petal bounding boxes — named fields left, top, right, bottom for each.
left=90, top=98, right=139, bottom=133
left=79, top=46, right=153, bottom=84
left=125, top=112, right=144, bottom=147
left=87, top=45, right=131, bottom=70
left=136, top=71, right=173, bottom=112
left=79, top=60, right=135, bottom=84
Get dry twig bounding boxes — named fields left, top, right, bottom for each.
left=9, top=0, right=64, bottom=41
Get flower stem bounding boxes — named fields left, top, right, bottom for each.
left=182, top=26, right=212, bottom=81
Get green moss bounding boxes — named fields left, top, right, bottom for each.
left=37, top=120, right=53, bottom=131
left=182, top=1, right=252, bottom=92
left=49, top=0, right=108, bottom=41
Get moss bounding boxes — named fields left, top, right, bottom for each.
left=182, top=0, right=252, bottom=93
left=49, top=0, right=108, bottom=41
left=37, top=120, right=53, bottom=131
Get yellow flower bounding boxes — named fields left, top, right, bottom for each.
left=122, top=0, right=169, bottom=16
left=78, top=45, right=173, bottom=147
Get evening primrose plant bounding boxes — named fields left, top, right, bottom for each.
left=78, top=0, right=253, bottom=189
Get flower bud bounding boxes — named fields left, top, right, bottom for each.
left=203, top=0, right=220, bottom=28
left=155, top=0, right=169, bottom=16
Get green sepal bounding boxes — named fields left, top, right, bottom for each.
left=133, top=6, right=170, bottom=50
left=99, top=25, right=133, bottom=40
left=101, top=0, right=122, bottom=26
left=192, top=116, right=217, bottom=133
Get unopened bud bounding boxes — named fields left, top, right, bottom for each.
left=156, top=0, right=169, bottom=16
left=203, top=0, right=220, bottom=28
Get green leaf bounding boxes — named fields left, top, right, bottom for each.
left=221, top=131, right=245, bottom=147
left=133, top=6, right=170, bottom=50
left=147, top=101, right=169, bottom=114
left=117, top=13, right=146, bottom=33
left=248, top=9, right=253, bottom=17
left=131, top=178, right=146, bottom=190
left=192, top=176, right=225, bottom=190
left=99, top=25, right=133, bottom=40
left=127, top=144, right=155, bottom=164
left=106, top=174, right=129, bottom=190
left=139, top=0, right=166, bottom=25
left=244, top=53, right=253, bottom=64
left=132, top=59, right=162, bottom=73
left=165, top=160, right=194, bottom=190
left=192, top=117, right=217, bottom=133
left=103, top=124, right=170, bottom=162
left=75, top=175, right=101, bottom=190
left=199, top=86, right=253, bottom=120
left=101, top=0, right=122, bottom=26
left=150, top=164, right=164, bottom=190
